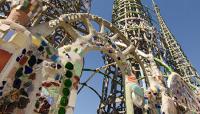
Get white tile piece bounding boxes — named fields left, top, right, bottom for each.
left=0, top=32, right=4, bottom=38
left=0, top=24, right=10, bottom=32
left=66, top=107, right=74, bottom=114
left=68, top=89, right=77, bottom=107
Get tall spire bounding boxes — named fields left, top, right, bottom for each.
left=111, top=0, right=154, bottom=114
left=112, top=0, right=156, bottom=55
left=112, top=0, right=151, bottom=38
left=151, top=0, right=156, bottom=6
left=152, top=0, right=200, bottom=86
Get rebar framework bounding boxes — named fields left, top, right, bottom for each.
left=0, top=0, right=200, bottom=114
left=0, top=0, right=91, bottom=48
left=152, top=0, right=200, bottom=87
left=110, top=0, right=200, bottom=113
left=106, top=0, right=158, bottom=113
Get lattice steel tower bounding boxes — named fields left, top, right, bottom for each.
left=98, top=0, right=159, bottom=113
left=106, top=0, right=200, bottom=113
left=152, top=0, right=200, bottom=86
left=98, top=0, right=153, bottom=113
left=0, top=0, right=200, bottom=114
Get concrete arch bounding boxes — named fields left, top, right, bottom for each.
left=27, top=13, right=144, bottom=114
left=0, top=13, right=144, bottom=114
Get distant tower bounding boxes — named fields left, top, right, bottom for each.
left=98, top=0, right=155, bottom=113
left=111, top=0, right=158, bottom=78
left=0, top=0, right=91, bottom=48
left=0, top=0, right=200, bottom=114
left=111, top=0, right=159, bottom=80
left=112, top=0, right=154, bottom=48
left=152, top=0, right=200, bottom=86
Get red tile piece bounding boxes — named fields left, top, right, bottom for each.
left=19, top=56, right=28, bottom=65
left=0, top=49, right=12, bottom=73
left=29, top=73, right=36, bottom=80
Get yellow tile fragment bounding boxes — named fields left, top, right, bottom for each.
left=0, top=39, right=4, bottom=45
left=32, top=36, right=41, bottom=47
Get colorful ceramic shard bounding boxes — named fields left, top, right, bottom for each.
left=65, top=62, right=74, bottom=70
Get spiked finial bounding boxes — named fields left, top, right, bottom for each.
left=151, top=0, right=160, bottom=13
left=151, top=0, right=157, bottom=6
left=151, top=0, right=160, bottom=9
left=151, top=0, right=156, bottom=6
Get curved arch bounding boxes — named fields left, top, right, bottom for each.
left=0, top=13, right=145, bottom=114
left=0, top=9, right=199, bottom=114
left=28, top=13, right=144, bottom=114
left=29, top=13, right=130, bottom=48
left=56, top=33, right=135, bottom=114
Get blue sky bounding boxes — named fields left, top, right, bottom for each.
left=74, top=0, right=200, bottom=114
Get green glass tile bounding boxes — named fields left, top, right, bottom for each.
left=60, top=96, right=68, bottom=106
left=65, top=62, right=74, bottom=70
left=63, top=88, right=70, bottom=96
left=64, top=79, right=72, bottom=88
left=58, top=107, right=65, bottom=114
left=65, top=70, right=73, bottom=78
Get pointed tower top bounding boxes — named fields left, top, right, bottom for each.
left=151, top=0, right=160, bottom=14
left=151, top=0, right=156, bottom=6
left=152, top=0, right=161, bottom=10
left=152, top=0, right=200, bottom=85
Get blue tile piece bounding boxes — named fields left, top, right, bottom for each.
left=51, top=55, right=60, bottom=62
left=28, top=55, right=37, bottom=67
left=13, top=78, right=21, bottom=89
left=41, top=41, right=48, bottom=46
left=24, top=65, right=33, bottom=74
left=3, top=30, right=15, bottom=41
left=55, top=74, right=61, bottom=81
left=2, top=81, right=6, bottom=86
